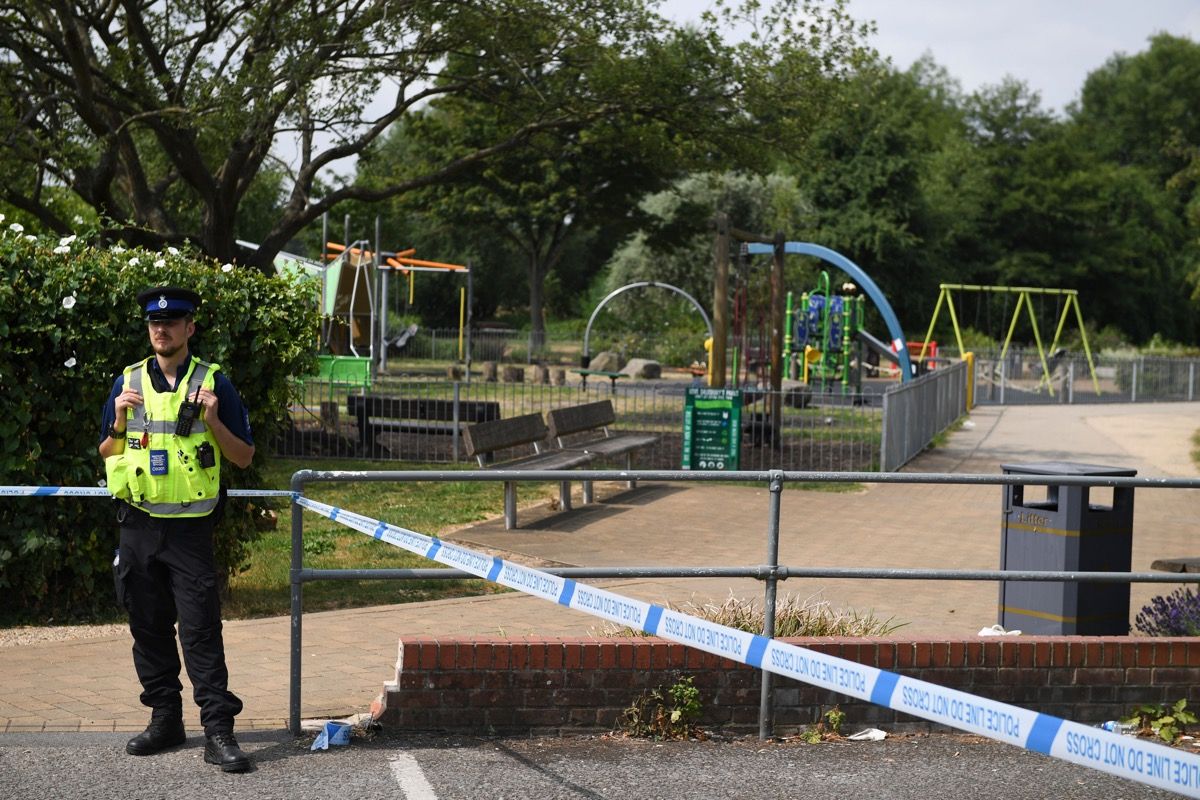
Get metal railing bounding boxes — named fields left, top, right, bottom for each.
left=879, top=360, right=969, bottom=471
left=968, top=348, right=1200, bottom=405
left=287, top=467, right=1200, bottom=736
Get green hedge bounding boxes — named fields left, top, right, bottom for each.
left=0, top=226, right=320, bottom=621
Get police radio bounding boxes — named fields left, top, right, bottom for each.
left=175, top=387, right=202, bottom=436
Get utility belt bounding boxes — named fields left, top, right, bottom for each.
left=115, top=488, right=227, bottom=528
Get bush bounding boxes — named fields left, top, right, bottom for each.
left=0, top=225, right=320, bottom=621
left=1135, top=588, right=1200, bottom=636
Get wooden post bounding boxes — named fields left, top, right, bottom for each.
left=769, top=232, right=785, bottom=445
left=711, top=213, right=729, bottom=388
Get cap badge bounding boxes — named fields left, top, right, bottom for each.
left=157, top=295, right=168, bottom=309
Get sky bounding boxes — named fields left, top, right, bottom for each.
left=660, top=0, right=1200, bottom=114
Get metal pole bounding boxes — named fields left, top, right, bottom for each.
left=452, top=382, right=461, bottom=463
left=1190, top=362, right=1195, bottom=402
left=758, top=470, right=783, bottom=740
left=320, top=212, right=329, bottom=348
left=289, top=473, right=306, bottom=735
left=466, top=265, right=474, bottom=383
left=1131, top=361, right=1138, bottom=403
left=999, top=358, right=1006, bottom=405
left=376, top=216, right=387, bottom=374
left=1068, top=360, right=1074, bottom=404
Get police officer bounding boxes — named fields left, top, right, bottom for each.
left=98, top=286, right=255, bottom=772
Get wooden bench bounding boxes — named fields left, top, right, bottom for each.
left=463, top=413, right=594, bottom=530
left=348, top=395, right=501, bottom=451
left=546, top=400, right=659, bottom=502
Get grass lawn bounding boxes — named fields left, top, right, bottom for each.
left=224, top=458, right=559, bottom=619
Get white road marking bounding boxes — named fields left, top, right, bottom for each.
left=390, top=751, right=439, bottom=799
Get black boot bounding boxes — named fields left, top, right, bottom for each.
left=204, top=731, right=251, bottom=772
left=126, top=714, right=186, bottom=756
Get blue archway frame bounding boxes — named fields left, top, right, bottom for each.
left=744, top=241, right=914, bottom=382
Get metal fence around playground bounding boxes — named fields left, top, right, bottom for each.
left=965, top=347, right=1200, bottom=405
left=278, top=376, right=893, bottom=472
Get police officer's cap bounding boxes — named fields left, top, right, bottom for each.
left=137, top=286, right=201, bottom=321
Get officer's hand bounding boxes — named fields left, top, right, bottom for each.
left=197, top=387, right=219, bottom=419
left=114, top=388, right=143, bottom=419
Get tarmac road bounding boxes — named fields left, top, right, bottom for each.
left=0, top=730, right=1183, bottom=799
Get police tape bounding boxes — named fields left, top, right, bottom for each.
left=0, top=485, right=297, bottom=498
left=298, top=493, right=1200, bottom=798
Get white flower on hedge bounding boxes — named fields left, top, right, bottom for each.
left=9, top=222, right=23, bottom=233
left=58, top=234, right=76, bottom=247
left=62, top=294, right=76, bottom=310
left=73, top=215, right=84, bottom=225
left=64, top=357, right=77, bottom=368
left=221, top=263, right=234, bottom=273
left=167, top=246, right=179, bottom=255
left=128, top=257, right=139, bottom=266
left=154, top=258, right=166, bottom=267
left=24, top=235, right=36, bottom=242
left=112, top=245, right=125, bottom=254
left=53, top=245, right=70, bottom=254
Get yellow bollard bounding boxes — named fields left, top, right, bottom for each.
left=964, top=352, right=975, bottom=409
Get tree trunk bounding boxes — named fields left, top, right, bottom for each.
left=528, top=256, right=546, bottom=352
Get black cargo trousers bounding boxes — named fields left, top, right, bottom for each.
left=113, top=502, right=243, bottom=734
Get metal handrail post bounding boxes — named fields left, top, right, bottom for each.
left=289, top=471, right=309, bottom=735
left=758, top=470, right=784, bottom=740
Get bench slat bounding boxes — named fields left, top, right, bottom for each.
left=546, top=400, right=616, bottom=440
left=569, top=433, right=659, bottom=458
left=484, top=450, right=594, bottom=471
left=463, top=412, right=549, bottom=458
left=348, top=395, right=500, bottom=422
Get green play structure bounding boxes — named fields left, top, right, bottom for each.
left=785, top=270, right=865, bottom=389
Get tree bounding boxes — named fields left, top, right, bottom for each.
left=0, top=0, right=644, bottom=269
left=0, top=0, right=872, bottom=279
left=361, top=1, right=874, bottom=343
left=795, top=59, right=984, bottom=327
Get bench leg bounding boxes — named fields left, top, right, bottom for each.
left=582, top=480, right=593, bottom=504
left=504, top=481, right=517, bottom=530
left=560, top=481, right=572, bottom=512
left=625, top=452, right=636, bottom=489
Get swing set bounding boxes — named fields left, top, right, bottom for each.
left=919, top=283, right=1100, bottom=396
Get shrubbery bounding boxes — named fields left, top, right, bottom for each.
left=1136, top=587, right=1200, bottom=636
left=0, top=225, right=320, bottom=621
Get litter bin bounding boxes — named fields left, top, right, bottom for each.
left=999, top=461, right=1137, bottom=635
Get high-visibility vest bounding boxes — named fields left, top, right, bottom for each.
left=104, top=356, right=222, bottom=518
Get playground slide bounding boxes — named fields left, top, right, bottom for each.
left=855, top=329, right=902, bottom=366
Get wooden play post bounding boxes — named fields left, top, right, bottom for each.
left=711, top=213, right=730, bottom=388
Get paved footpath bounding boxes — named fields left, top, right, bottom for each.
left=1, top=402, right=1197, bottom=733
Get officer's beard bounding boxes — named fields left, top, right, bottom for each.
left=152, top=340, right=184, bottom=359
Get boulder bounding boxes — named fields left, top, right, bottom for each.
left=620, top=358, right=661, bottom=379
left=587, top=350, right=621, bottom=372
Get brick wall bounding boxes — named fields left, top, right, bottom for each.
left=370, top=636, right=1200, bottom=736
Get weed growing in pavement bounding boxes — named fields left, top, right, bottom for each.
left=597, top=592, right=905, bottom=638
left=799, top=706, right=846, bottom=743
left=617, top=676, right=705, bottom=740
left=1122, top=700, right=1199, bottom=744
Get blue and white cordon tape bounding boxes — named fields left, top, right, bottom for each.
left=0, top=485, right=297, bottom=498
left=296, top=495, right=1200, bottom=798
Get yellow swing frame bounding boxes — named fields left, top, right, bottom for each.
left=919, top=284, right=1100, bottom=396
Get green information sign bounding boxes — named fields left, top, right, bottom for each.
left=681, top=388, right=741, bottom=470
